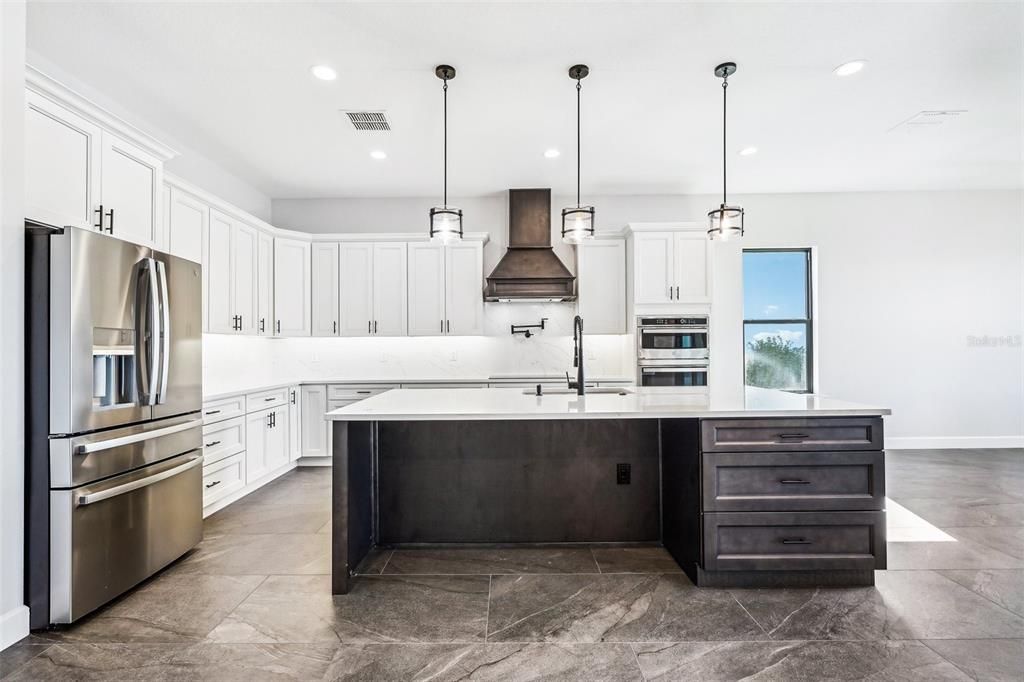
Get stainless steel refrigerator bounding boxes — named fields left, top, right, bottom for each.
left=27, top=224, right=204, bottom=628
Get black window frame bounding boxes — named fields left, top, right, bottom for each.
left=742, top=248, right=814, bottom=394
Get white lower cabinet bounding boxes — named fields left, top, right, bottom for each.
left=202, top=453, right=246, bottom=508
left=287, top=386, right=301, bottom=461
left=245, top=406, right=289, bottom=484
left=299, top=385, right=330, bottom=458
left=202, top=416, right=245, bottom=466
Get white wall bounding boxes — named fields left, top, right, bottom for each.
left=272, top=190, right=1024, bottom=446
left=25, top=51, right=273, bottom=222
left=0, top=0, right=28, bottom=651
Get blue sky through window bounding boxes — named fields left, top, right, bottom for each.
left=743, top=251, right=808, bottom=320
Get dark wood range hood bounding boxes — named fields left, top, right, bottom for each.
left=484, top=189, right=576, bottom=302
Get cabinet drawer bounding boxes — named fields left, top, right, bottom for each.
left=703, top=511, right=886, bottom=572
left=702, top=451, right=885, bottom=512
left=202, top=452, right=245, bottom=507
left=701, top=417, right=883, bottom=452
left=328, top=399, right=360, bottom=412
left=201, top=416, right=246, bottom=466
left=327, top=384, right=398, bottom=401
left=247, top=387, right=289, bottom=413
left=202, top=395, right=245, bottom=424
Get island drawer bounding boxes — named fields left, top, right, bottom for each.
left=202, top=416, right=246, bottom=467
left=701, top=417, right=883, bottom=453
left=702, top=511, right=886, bottom=572
left=327, top=384, right=398, bottom=401
left=202, top=395, right=246, bottom=425
left=246, top=387, right=290, bottom=413
left=702, top=451, right=885, bottom=512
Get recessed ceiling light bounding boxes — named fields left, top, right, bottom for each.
left=544, top=149, right=560, bottom=159
left=310, top=64, right=337, bottom=81
left=738, top=146, right=758, bottom=156
left=370, top=150, right=387, bottom=160
left=833, top=60, right=867, bottom=77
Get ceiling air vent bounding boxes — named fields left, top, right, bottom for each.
left=343, top=111, right=391, bottom=131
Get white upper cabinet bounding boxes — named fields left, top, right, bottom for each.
left=445, top=242, right=484, bottom=336
left=25, top=74, right=174, bottom=248
left=339, top=243, right=374, bottom=336
left=100, top=133, right=163, bottom=247
left=25, top=91, right=101, bottom=231
left=311, top=242, right=340, bottom=336
left=577, top=239, right=626, bottom=334
left=633, top=232, right=676, bottom=305
left=372, top=243, right=408, bottom=336
left=232, top=222, right=259, bottom=335
left=274, top=237, right=311, bottom=337
left=407, top=243, right=446, bottom=336
left=256, top=231, right=274, bottom=335
left=167, top=187, right=206, bottom=263
left=206, top=210, right=235, bottom=334
left=630, top=226, right=710, bottom=308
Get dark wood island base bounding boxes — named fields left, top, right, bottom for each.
left=332, top=415, right=886, bottom=595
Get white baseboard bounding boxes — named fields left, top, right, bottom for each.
left=886, top=436, right=1024, bottom=450
left=1, top=604, right=29, bottom=651
left=296, top=456, right=332, bottom=467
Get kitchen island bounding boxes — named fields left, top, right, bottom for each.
left=328, top=386, right=890, bottom=594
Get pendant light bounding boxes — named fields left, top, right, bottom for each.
left=707, top=61, right=744, bottom=241
left=562, top=64, right=594, bottom=244
left=429, top=65, right=462, bottom=243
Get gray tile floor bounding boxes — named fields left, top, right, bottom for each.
left=3, top=449, right=1022, bottom=680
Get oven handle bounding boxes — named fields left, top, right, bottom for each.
left=76, top=454, right=202, bottom=506
left=76, top=418, right=202, bottom=454
left=641, top=366, right=709, bottom=374
left=639, top=327, right=708, bottom=334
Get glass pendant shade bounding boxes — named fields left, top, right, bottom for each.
left=561, top=206, right=595, bottom=244
left=429, top=206, right=463, bottom=244
left=707, top=203, right=744, bottom=241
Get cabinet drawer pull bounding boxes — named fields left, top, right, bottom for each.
left=205, top=409, right=221, bottom=415
left=264, top=397, right=276, bottom=402
left=777, top=433, right=809, bottom=440
left=779, top=479, right=811, bottom=485
left=356, top=391, right=372, bottom=394
left=205, top=480, right=221, bottom=489
left=205, top=440, right=222, bottom=448
left=781, top=537, right=812, bottom=545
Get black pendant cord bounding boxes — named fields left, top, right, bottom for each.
left=576, top=79, right=582, bottom=208
left=722, top=77, right=728, bottom=206
left=443, top=79, right=448, bottom=208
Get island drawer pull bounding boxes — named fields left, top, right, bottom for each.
left=781, top=537, right=812, bottom=545
left=205, top=440, right=222, bottom=448
left=205, top=480, right=221, bottom=489
left=777, top=433, right=809, bottom=440
left=779, top=478, right=811, bottom=485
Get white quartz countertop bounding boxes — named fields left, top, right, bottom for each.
left=325, top=386, right=891, bottom=421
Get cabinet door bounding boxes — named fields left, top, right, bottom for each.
left=407, top=243, right=446, bottom=336
left=167, top=187, right=206, bottom=263
left=100, top=133, right=163, bottom=247
left=206, top=210, right=235, bottom=334
left=299, top=385, right=330, bottom=458
left=339, top=243, right=374, bottom=336
left=633, top=232, right=675, bottom=304
left=577, top=239, right=626, bottom=334
left=232, top=222, right=259, bottom=335
left=25, top=91, right=101, bottom=231
left=311, top=242, right=340, bottom=336
left=288, top=387, right=301, bottom=462
left=674, top=232, right=710, bottom=303
left=256, top=231, right=274, bottom=336
left=274, top=237, right=311, bottom=336
left=372, top=242, right=408, bottom=336
left=265, top=408, right=290, bottom=473
left=245, top=409, right=270, bottom=484
left=445, top=242, right=484, bottom=336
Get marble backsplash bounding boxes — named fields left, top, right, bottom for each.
left=203, top=303, right=635, bottom=395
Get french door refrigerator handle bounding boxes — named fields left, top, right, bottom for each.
left=76, top=418, right=203, bottom=454
left=133, top=258, right=161, bottom=406
left=76, top=455, right=203, bottom=506
left=155, top=259, right=171, bottom=404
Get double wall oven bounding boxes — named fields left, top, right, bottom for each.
left=26, top=226, right=204, bottom=628
left=636, top=315, right=710, bottom=389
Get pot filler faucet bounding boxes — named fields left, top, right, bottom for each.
left=565, top=315, right=585, bottom=395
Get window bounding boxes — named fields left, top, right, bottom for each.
left=743, top=249, right=813, bottom=393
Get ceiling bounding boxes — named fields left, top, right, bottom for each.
left=26, top=1, right=1023, bottom=199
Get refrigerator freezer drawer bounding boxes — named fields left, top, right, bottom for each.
left=49, top=452, right=204, bottom=624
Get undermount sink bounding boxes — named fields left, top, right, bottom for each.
left=521, top=387, right=633, bottom=396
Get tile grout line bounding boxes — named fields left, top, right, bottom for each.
left=378, top=550, right=395, bottom=575
left=485, top=574, right=492, bottom=642
left=917, top=638, right=980, bottom=680
left=730, top=592, right=770, bottom=638
left=628, top=642, right=648, bottom=681
left=925, top=568, right=1024, bottom=620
